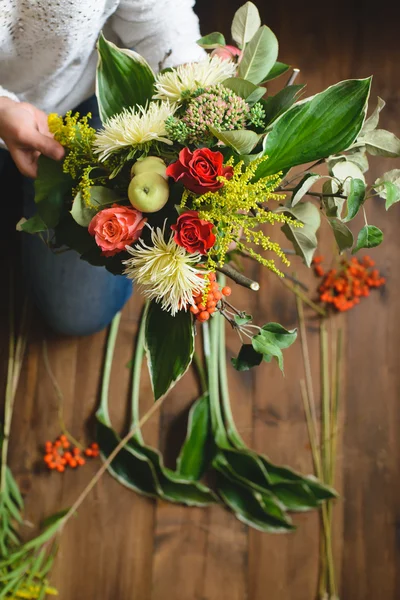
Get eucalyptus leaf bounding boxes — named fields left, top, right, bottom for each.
left=210, top=127, right=260, bottom=154
left=260, top=61, right=290, bottom=83
left=263, top=84, right=305, bottom=127
left=223, top=77, right=266, bottom=104
left=290, top=173, right=320, bottom=206
left=342, top=178, right=366, bottom=222
left=231, top=1, right=261, bottom=48
left=279, top=201, right=321, bottom=266
left=374, top=169, right=400, bottom=209
left=238, top=25, right=279, bottom=84
left=71, top=186, right=120, bottom=227
left=361, top=96, right=385, bottom=134
left=257, top=78, right=371, bottom=178
left=329, top=218, right=354, bottom=253
left=359, top=129, right=400, bottom=157
left=96, top=33, right=155, bottom=122
left=352, top=225, right=383, bottom=253
left=196, top=32, right=226, bottom=49
left=145, top=300, right=195, bottom=400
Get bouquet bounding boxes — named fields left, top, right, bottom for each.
left=18, top=1, right=400, bottom=532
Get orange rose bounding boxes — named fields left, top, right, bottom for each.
left=88, top=204, right=146, bottom=257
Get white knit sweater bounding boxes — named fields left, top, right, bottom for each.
left=0, top=0, right=205, bottom=115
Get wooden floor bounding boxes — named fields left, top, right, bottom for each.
left=2, top=1, right=400, bottom=598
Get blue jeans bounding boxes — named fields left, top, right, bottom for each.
left=3, top=96, right=132, bottom=336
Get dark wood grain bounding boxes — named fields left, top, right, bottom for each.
left=2, top=1, right=400, bottom=598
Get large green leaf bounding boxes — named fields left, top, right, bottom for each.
left=96, top=33, right=155, bottom=122
left=263, top=84, right=305, bottom=127
left=231, top=1, right=261, bottom=48
left=145, top=301, right=195, bottom=400
left=176, top=394, right=216, bottom=480
left=238, top=25, right=279, bottom=84
left=34, top=155, right=73, bottom=228
left=257, top=78, right=371, bottom=177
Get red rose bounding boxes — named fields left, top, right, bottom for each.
left=166, top=148, right=233, bottom=194
left=171, top=210, right=215, bottom=255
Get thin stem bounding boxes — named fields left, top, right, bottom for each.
left=217, top=264, right=260, bottom=291
left=330, top=328, right=342, bottom=485
left=282, top=276, right=326, bottom=317
left=285, top=68, right=300, bottom=86
left=295, top=294, right=321, bottom=463
left=99, top=311, right=122, bottom=423
left=42, top=341, right=83, bottom=450
left=1, top=282, right=16, bottom=491
left=284, top=273, right=309, bottom=292
left=130, top=307, right=147, bottom=442
left=59, top=395, right=166, bottom=531
left=203, top=319, right=225, bottom=437
left=320, top=321, right=331, bottom=482
left=192, top=352, right=208, bottom=396
left=300, top=380, right=322, bottom=479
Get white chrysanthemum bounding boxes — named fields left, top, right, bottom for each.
left=123, top=225, right=207, bottom=316
left=94, top=101, right=176, bottom=161
left=153, top=56, right=237, bottom=103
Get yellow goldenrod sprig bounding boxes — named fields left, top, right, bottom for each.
left=181, top=156, right=302, bottom=276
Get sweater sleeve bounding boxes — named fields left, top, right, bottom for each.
left=110, top=0, right=207, bottom=71
left=0, top=86, right=19, bottom=103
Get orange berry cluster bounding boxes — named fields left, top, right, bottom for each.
left=312, top=255, right=385, bottom=312
left=43, top=434, right=100, bottom=473
left=190, top=272, right=231, bottom=322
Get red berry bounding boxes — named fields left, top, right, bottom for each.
left=221, top=286, right=231, bottom=297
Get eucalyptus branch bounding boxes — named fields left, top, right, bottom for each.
left=216, top=264, right=260, bottom=291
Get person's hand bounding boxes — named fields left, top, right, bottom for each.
left=0, top=97, right=64, bottom=178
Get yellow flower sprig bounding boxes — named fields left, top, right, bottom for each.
left=181, top=156, right=302, bottom=276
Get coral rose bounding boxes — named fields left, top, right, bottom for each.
left=171, top=210, right=215, bottom=255
left=211, top=45, right=242, bottom=62
left=166, top=148, right=233, bottom=195
left=88, top=204, right=147, bottom=257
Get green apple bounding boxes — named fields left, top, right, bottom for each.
left=130, top=156, right=168, bottom=180
left=128, top=171, right=170, bottom=213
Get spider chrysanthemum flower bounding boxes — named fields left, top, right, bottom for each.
left=153, top=56, right=237, bottom=103
left=123, top=225, right=207, bottom=315
left=93, top=101, right=176, bottom=161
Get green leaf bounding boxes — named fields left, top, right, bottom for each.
left=263, top=84, right=305, bottom=127
left=223, top=77, right=266, bottom=104
left=231, top=2, right=261, bottom=48
left=251, top=323, right=297, bottom=372
left=176, top=393, right=216, bottom=480
left=374, top=169, right=400, bottom=209
left=145, top=301, right=195, bottom=400
left=96, top=33, right=155, bottom=122
left=40, top=509, right=69, bottom=529
left=216, top=472, right=294, bottom=533
left=238, top=25, right=279, bottom=84
left=359, top=129, right=400, bottom=157
left=210, top=127, right=260, bottom=154
left=231, top=344, right=262, bottom=371
left=345, top=148, right=369, bottom=173
left=70, top=186, right=120, bottom=227
left=260, top=61, right=290, bottom=83
left=279, top=202, right=321, bottom=267
left=352, top=225, right=383, bottom=253
left=342, top=178, right=366, bottom=222
left=328, top=218, right=354, bottom=253
left=257, top=78, right=371, bottom=177
left=233, top=313, right=253, bottom=326
left=361, top=96, right=385, bottom=134
left=330, top=158, right=365, bottom=194
left=17, top=215, right=47, bottom=234
left=290, top=173, right=320, bottom=206
left=196, top=32, right=226, bottom=49
left=34, top=155, right=73, bottom=228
